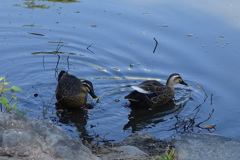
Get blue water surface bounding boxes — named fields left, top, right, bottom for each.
left=1, top=0, right=240, bottom=142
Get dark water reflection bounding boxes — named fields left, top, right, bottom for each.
left=124, top=101, right=177, bottom=132
left=56, top=107, right=89, bottom=140
left=1, top=0, right=240, bottom=142
left=124, top=87, right=192, bottom=132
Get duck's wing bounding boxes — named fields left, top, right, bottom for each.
left=151, top=87, right=174, bottom=105
left=153, top=86, right=170, bottom=95
left=130, top=80, right=164, bottom=94
left=138, top=80, right=163, bottom=86
left=124, top=90, right=149, bottom=101
left=132, top=84, right=173, bottom=105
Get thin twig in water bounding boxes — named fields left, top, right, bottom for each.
left=153, top=37, right=158, bottom=53
left=55, top=39, right=64, bottom=80
left=87, top=43, right=94, bottom=53
left=56, top=39, right=64, bottom=52
left=171, top=85, right=215, bottom=133
left=55, top=54, right=61, bottom=81
left=67, top=55, right=70, bottom=71
left=32, top=86, right=46, bottom=117
left=195, top=109, right=214, bottom=128
left=194, top=86, right=208, bottom=112
left=43, top=56, right=45, bottom=69
left=210, top=94, right=213, bottom=105
left=32, top=85, right=56, bottom=119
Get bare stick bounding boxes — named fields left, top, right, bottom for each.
left=32, top=86, right=46, bottom=117
left=87, top=43, right=94, bottom=53
left=55, top=54, right=61, bottom=81
left=67, top=55, right=70, bottom=71
left=55, top=39, right=64, bottom=80
left=195, top=109, right=215, bottom=128
left=56, top=39, right=64, bottom=53
left=42, top=56, right=45, bottom=69
left=153, top=37, right=158, bottom=53
left=210, top=94, right=213, bottom=105
left=193, top=87, right=208, bottom=112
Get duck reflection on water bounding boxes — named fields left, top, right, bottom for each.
left=56, top=104, right=94, bottom=141
left=123, top=100, right=186, bottom=132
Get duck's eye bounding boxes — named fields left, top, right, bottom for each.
left=174, top=77, right=180, bottom=81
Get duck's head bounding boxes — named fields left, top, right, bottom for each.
left=82, top=80, right=99, bottom=101
left=166, top=73, right=188, bottom=87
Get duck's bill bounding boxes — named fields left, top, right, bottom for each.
left=89, top=90, right=99, bottom=102
left=93, top=97, right=100, bottom=103
left=93, top=97, right=99, bottom=101
left=181, top=80, right=189, bottom=86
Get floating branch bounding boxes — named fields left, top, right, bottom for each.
left=55, top=39, right=64, bottom=80
left=153, top=37, right=158, bottom=53
left=67, top=55, right=70, bottom=72
left=193, top=84, right=208, bottom=112
left=55, top=54, right=61, bottom=81
left=42, top=56, right=45, bottom=69
left=210, top=94, right=213, bottom=105
left=32, top=85, right=55, bottom=119
left=56, top=39, right=64, bottom=53
left=195, top=109, right=215, bottom=128
left=171, top=86, right=216, bottom=134
left=87, top=43, right=94, bottom=53
left=32, top=86, right=46, bottom=117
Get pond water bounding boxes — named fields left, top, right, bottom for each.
left=1, top=0, right=240, bottom=142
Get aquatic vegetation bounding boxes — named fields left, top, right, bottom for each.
left=155, top=147, right=175, bottom=160
left=0, top=77, right=25, bottom=115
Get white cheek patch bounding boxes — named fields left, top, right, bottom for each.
left=131, top=86, right=153, bottom=94
left=172, top=75, right=180, bottom=81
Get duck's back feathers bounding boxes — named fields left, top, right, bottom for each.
left=56, top=72, right=82, bottom=97
left=130, top=80, right=163, bottom=94
left=56, top=70, right=98, bottom=108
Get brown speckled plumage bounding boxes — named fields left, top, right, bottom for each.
left=56, top=70, right=98, bottom=108
left=125, top=73, right=188, bottom=108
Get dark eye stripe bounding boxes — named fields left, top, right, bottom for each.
left=81, top=83, right=91, bottom=92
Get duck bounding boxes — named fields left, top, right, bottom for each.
left=56, top=70, right=99, bottom=108
left=124, top=73, right=188, bottom=108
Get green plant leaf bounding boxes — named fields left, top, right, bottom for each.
left=11, top=86, right=23, bottom=92
left=0, top=77, right=5, bottom=81
left=0, top=96, right=9, bottom=107
left=12, top=102, right=18, bottom=108
left=3, top=82, right=10, bottom=86
left=13, top=109, right=26, bottom=116
left=3, top=88, right=11, bottom=91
